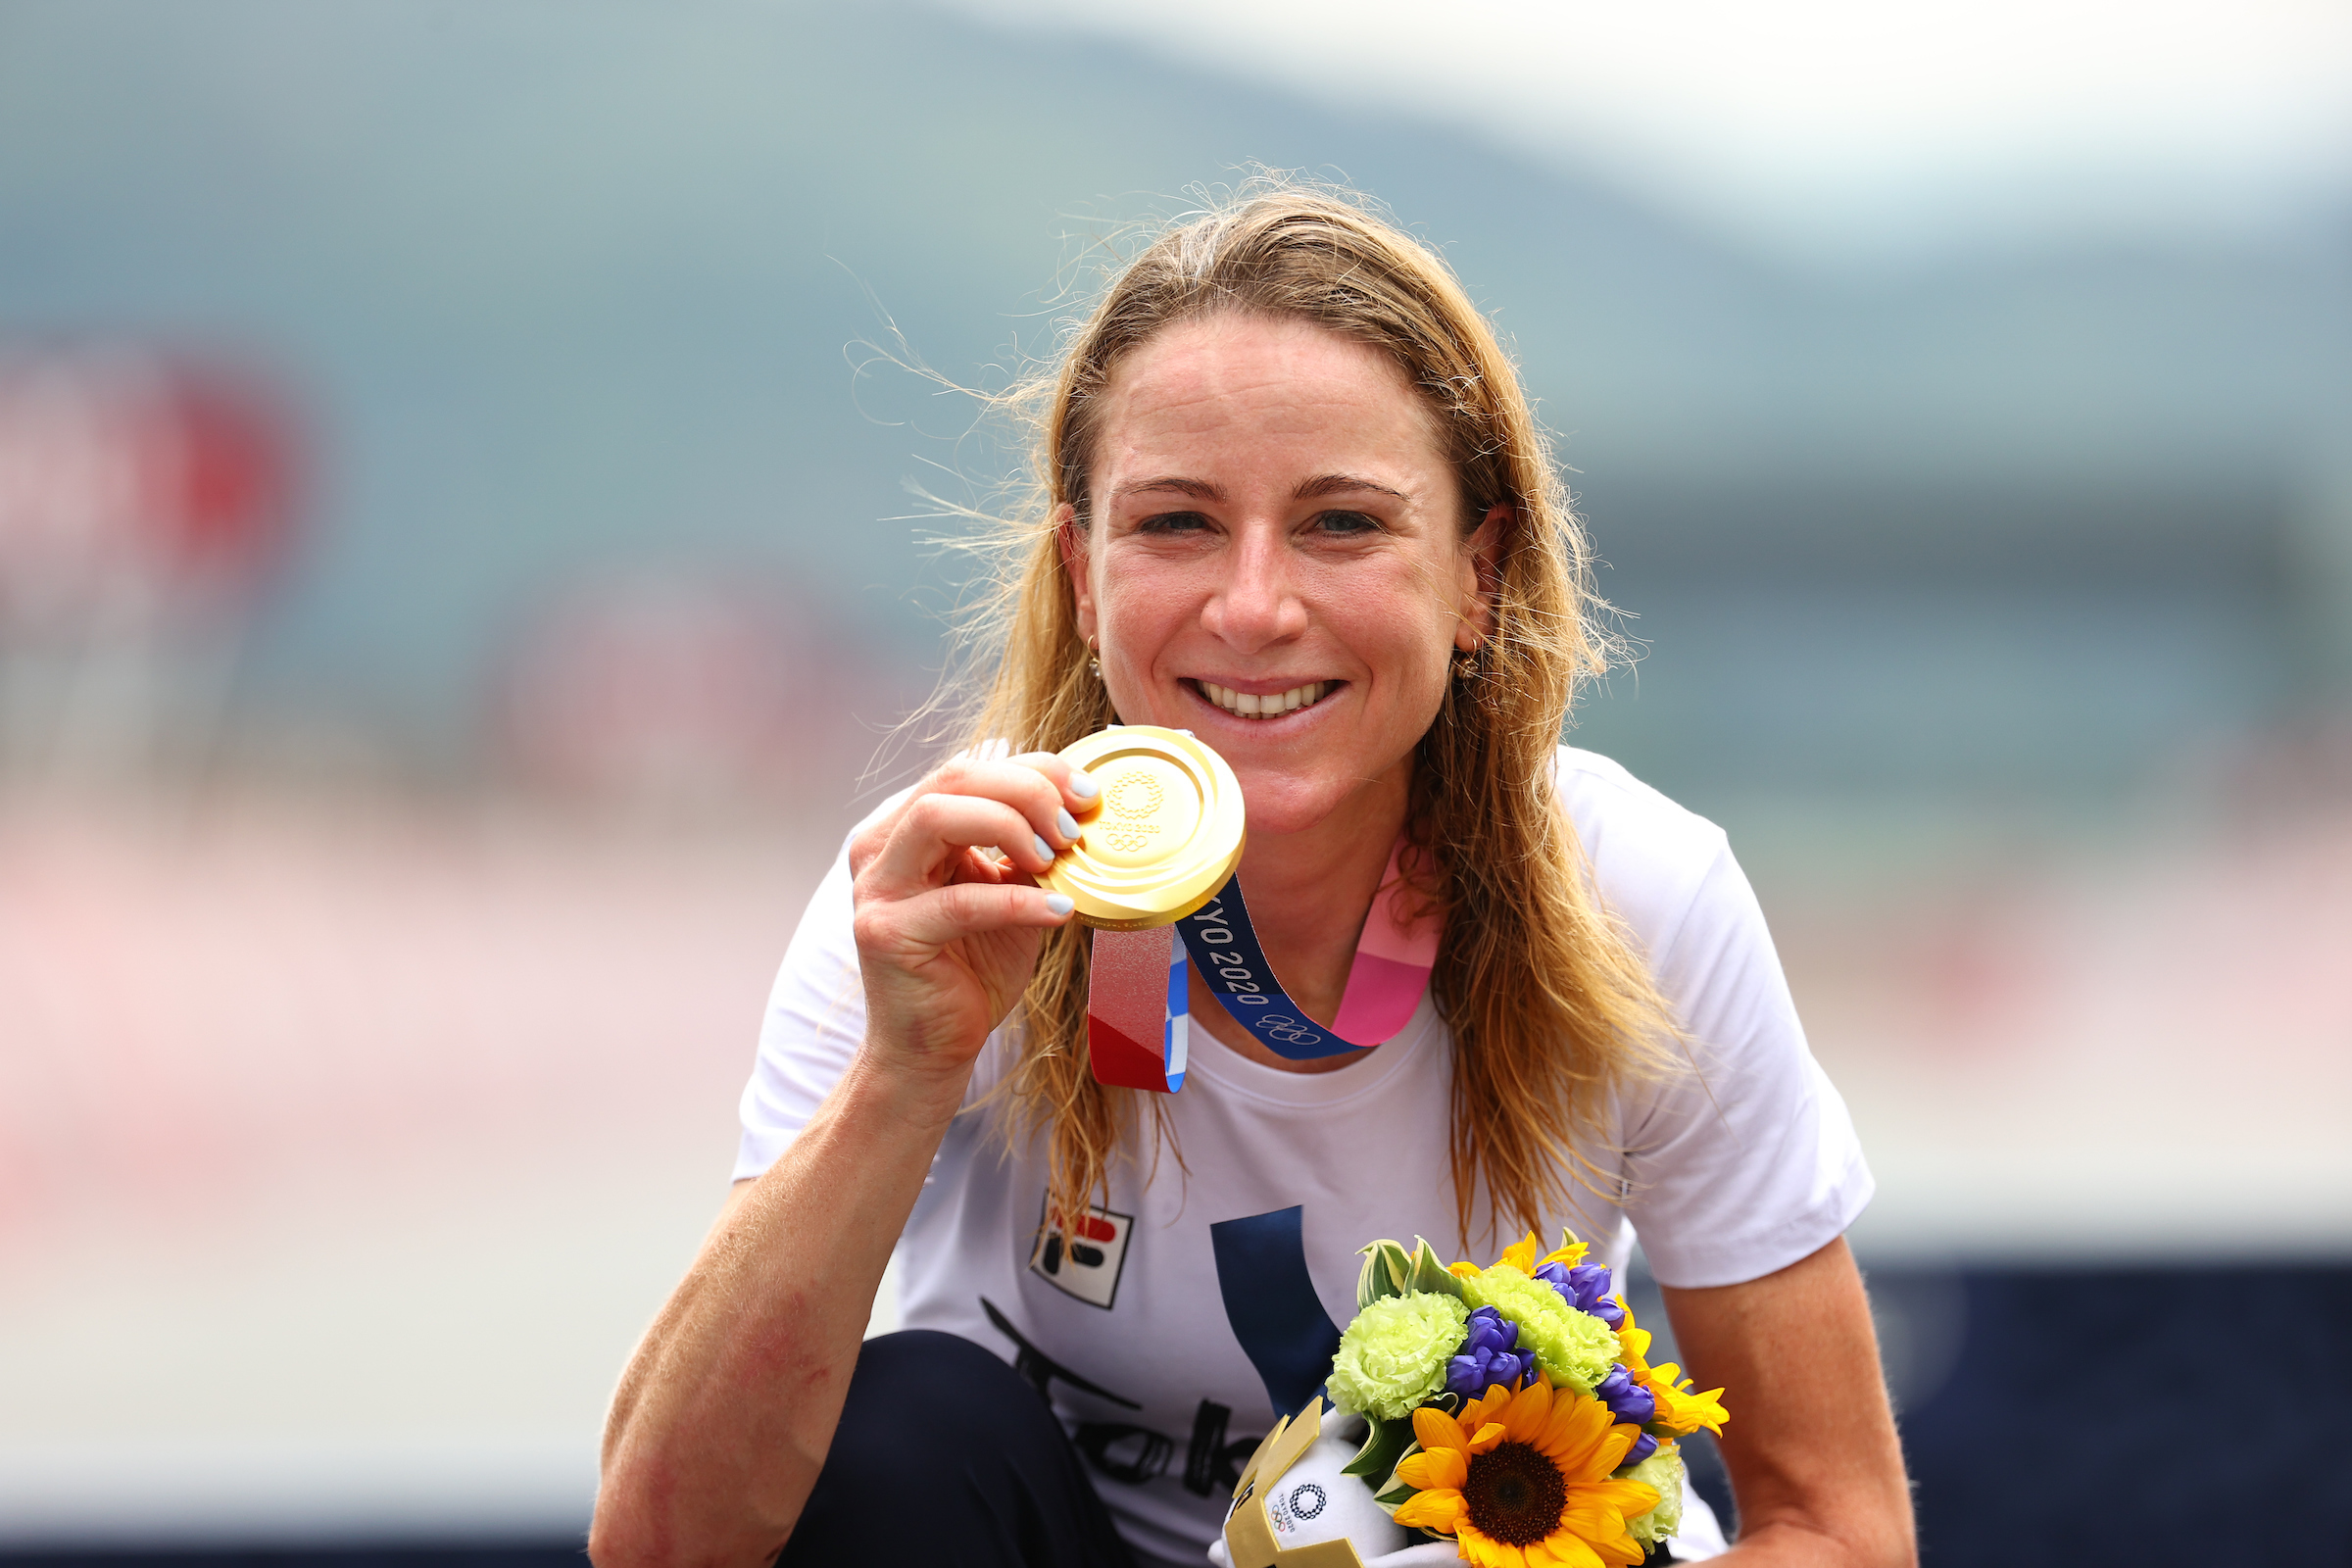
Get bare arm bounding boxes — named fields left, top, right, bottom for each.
left=1660, top=1238, right=1916, bottom=1568
left=590, top=755, right=1096, bottom=1568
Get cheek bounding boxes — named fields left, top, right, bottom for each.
left=1336, top=571, right=1455, bottom=684
left=1095, top=569, right=1185, bottom=642
left=1093, top=541, right=1221, bottom=635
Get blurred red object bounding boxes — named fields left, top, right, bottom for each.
left=497, top=568, right=908, bottom=812
left=0, top=347, right=296, bottom=634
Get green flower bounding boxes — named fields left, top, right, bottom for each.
left=1327, top=1291, right=1469, bottom=1420
left=1622, top=1447, right=1686, bottom=1545
left=1456, top=1264, right=1621, bottom=1393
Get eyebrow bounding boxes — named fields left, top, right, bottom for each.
left=1112, top=476, right=1226, bottom=503
left=1109, top=473, right=1408, bottom=505
left=1295, top=473, right=1408, bottom=502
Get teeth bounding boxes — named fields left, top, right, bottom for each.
left=1198, top=680, right=1332, bottom=719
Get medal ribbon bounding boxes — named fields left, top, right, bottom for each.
left=1086, top=839, right=1441, bottom=1093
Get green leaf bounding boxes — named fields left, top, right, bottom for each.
left=1374, top=1484, right=1419, bottom=1509
left=1343, top=1416, right=1416, bottom=1482
left=1354, top=1244, right=1394, bottom=1310
left=1406, top=1237, right=1465, bottom=1299
left=1380, top=1240, right=1414, bottom=1293
left=1355, top=1239, right=1413, bottom=1310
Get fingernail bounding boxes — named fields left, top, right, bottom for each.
left=1055, top=808, right=1079, bottom=840
left=1033, top=833, right=1054, bottom=863
left=1044, top=893, right=1075, bottom=917
left=1068, top=769, right=1099, bottom=799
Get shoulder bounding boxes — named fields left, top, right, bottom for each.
left=1550, top=745, right=1726, bottom=858
left=1548, top=745, right=1734, bottom=956
left=1551, top=750, right=1876, bottom=1285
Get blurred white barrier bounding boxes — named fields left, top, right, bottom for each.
left=1786, top=808, right=2352, bottom=1261
left=0, top=788, right=835, bottom=1544
left=2, top=784, right=2347, bottom=1544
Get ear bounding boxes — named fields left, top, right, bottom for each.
left=1454, top=503, right=1508, bottom=649
left=1056, top=502, right=1100, bottom=645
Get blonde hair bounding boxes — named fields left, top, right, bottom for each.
left=954, top=179, right=1681, bottom=1243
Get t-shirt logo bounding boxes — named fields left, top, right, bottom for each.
left=1031, top=1197, right=1133, bottom=1309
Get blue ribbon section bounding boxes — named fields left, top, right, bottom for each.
left=1177, top=877, right=1363, bottom=1060
left=1162, top=928, right=1188, bottom=1093
left=1208, top=1205, right=1342, bottom=1419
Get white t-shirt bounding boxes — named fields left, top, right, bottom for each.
left=736, top=747, right=1873, bottom=1567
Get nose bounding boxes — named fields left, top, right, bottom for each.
left=1200, top=523, right=1307, bottom=653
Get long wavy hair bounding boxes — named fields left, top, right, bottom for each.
left=952, top=179, right=1682, bottom=1244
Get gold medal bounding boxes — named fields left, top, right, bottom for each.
left=1042, top=725, right=1246, bottom=930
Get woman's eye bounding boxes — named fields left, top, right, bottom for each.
left=1137, top=510, right=1211, bottom=535
left=1313, top=510, right=1380, bottom=535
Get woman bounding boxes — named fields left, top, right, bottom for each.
left=593, top=186, right=1914, bottom=1568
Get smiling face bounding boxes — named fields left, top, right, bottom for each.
left=1063, top=312, right=1498, bottom=841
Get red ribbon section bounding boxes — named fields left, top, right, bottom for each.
left=1087, top=924, right=1179, bottom=1093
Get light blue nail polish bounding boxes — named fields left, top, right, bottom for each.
left=1044, top=893, right=1075, bottom=917
left=1069, top=769, right=1099, bottom=799
left=1033, top=833, right=1054, bottom=862
left=1056, top=808, right=1079, bottom=840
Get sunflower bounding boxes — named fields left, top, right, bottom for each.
left=1613, top=1303, right=1730, bottom=1439
left=1390, top=1377, right=1660, bottom=1568
left=1448, top=1230, right=1588, bottom=1281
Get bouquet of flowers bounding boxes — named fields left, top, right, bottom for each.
left=1320, top=1231, right=1729, bottom=1568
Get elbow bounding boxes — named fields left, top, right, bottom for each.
left=1838, top=1501, right=1920, bottom=1568
left=585, top=1505, right=658, bottom=1568
left=1737, top=1502, right=1915, bottom=1568
left=1833, top=1506, right=1919, bottom=1568
left=589, top=1445, right=798, bottom=1568
left=587, top=1462, right=687, bottom=1568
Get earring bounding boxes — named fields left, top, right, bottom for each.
left=1087, top=640, right=1102, bottom=680
left=1452, top=640, right=1481, bottom=676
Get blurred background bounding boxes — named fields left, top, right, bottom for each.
left=2, top=1, right=2347, bottom=1562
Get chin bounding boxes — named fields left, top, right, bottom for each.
left=1230, top=766, right=1366, bottom=839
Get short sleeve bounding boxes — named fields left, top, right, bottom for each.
left=734, top=835, right=868, bottom=1179
left=1615, top=843, right=1874, bottom=1288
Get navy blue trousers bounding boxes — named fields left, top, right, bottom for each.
left=781, top=1330, right=1142, bottom=1568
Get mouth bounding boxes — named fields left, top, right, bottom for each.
left=1187, top=678, right=1342, bottom=721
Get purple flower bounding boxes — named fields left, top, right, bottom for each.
left=1620, top=1431, right=1659, bottom=1470
left=1593, top=1363, right=1657, bottom=1426
left=1534, top=1259, right=1626, bottom=1328
left=1445, top=1306, right=1536, bottom=1396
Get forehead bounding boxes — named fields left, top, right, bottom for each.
left=1092, top=313, right=1445, bottom=481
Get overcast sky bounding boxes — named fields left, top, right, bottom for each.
left=947, top=0, right=2352, bottom=259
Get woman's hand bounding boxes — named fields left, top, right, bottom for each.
left=848, top=752, right=1094, bottom=1079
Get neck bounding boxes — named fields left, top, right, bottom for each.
left=1186, top=766, right=1411, bottom=1074
left=1239, top=777, right=1407, bottom=924
left=1231, top=763, right=1410, bottom=1016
